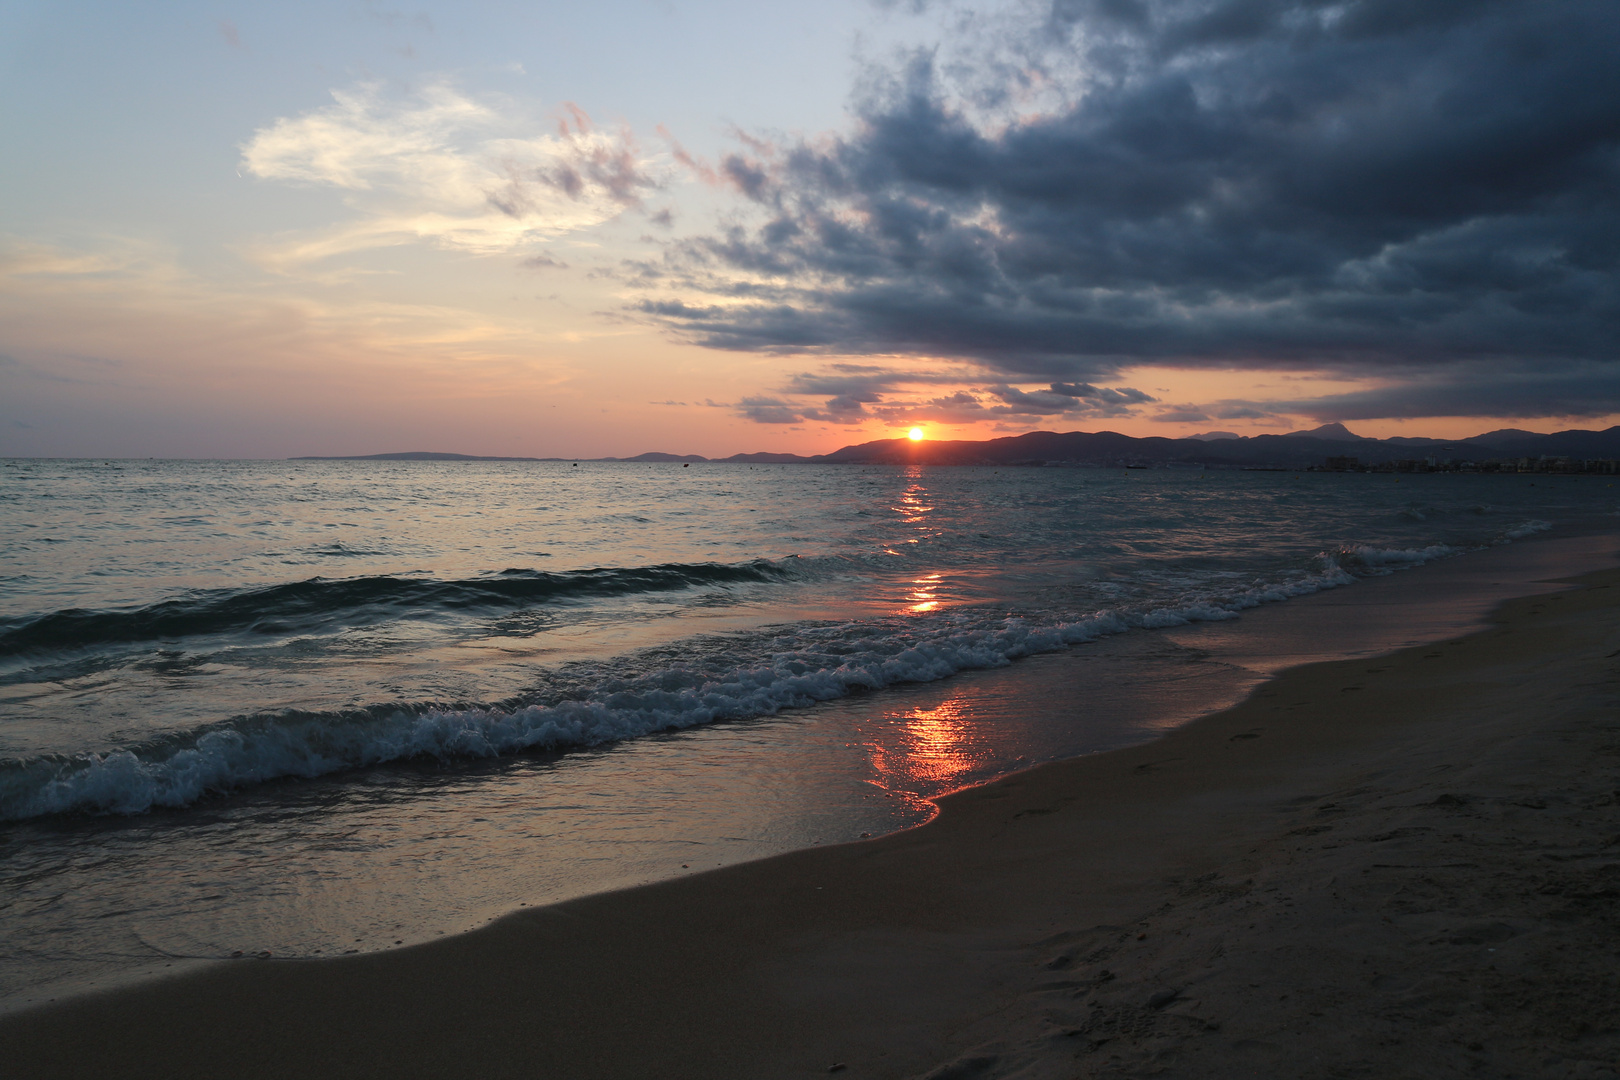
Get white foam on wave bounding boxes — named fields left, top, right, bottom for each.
left=1331, top=521, right=1551, bottom=574
left=1502, top=519, right=1552, bottom=540
left=1, top=560, right=1368, bottom=821
left=1337, top=542, right=1456, bottom=569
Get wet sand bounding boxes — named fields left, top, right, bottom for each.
left=6, top=533, right=1620, bottom=1079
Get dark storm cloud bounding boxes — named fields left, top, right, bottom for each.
left=644, top=0, right=1620, bottom=416
left=1277, top=363, right=1620, bottom=421
left=1048, top=382, right=1155, bottom=405
left=986, top=381, right=1156, bottom=414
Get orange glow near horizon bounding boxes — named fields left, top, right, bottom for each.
left=907, top=427, right=925, bottom=441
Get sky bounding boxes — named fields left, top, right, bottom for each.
left=2, top=0, right=1617, bottom=459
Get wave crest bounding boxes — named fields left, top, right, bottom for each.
left=0, top=559, right=797, bottom=655
left=0, top=560, right=1360, bottom=821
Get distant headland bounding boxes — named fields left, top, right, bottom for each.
left=292, top=424, right=1620, bottom=473
left=291, top=452, right=549, bottom=462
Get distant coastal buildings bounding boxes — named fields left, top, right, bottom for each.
left=1321, top=454, right=1620, bottom=475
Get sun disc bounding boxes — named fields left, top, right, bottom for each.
left=907, top=427, right=925, bottom=441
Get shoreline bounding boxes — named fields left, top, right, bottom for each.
left=0, top=530, right=1599, bottom=1015
left=6, top=531, right=1620, bottom=1078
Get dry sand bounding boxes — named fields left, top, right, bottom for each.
left=7, top=535, right=1620, bottom=1079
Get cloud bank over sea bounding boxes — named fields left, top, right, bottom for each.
left=640, top=0, right=1620, bottom=424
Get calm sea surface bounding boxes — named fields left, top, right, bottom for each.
left=1, top=457, right=1614, bottom=1006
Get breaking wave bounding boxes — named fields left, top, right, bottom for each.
left=0, top=559, right=1360, bottom=820
left=0, top=559, right=798, bottom=655
left=0, top=515, right=1563, bottom=821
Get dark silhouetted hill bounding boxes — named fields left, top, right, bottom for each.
left=293, top=425, right=1620, bottom=469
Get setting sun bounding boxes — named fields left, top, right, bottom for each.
left=907, top=427, right=925, bottom=441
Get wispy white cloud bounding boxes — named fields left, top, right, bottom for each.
left=241, top=82, right=672, bottom=265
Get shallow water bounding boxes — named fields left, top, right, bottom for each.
left=2, top=459, right=1616, bottom=1007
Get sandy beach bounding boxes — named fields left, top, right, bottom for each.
left=7, top=532, right=1620, bottom=1079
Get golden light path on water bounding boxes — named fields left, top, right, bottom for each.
left=899, top=473, right=944, bottom=612
left=863, top=695, right=995, bottom=793
left=907, top=572, right=943, bottom=613
left=868, top=467, right=987, bottom=789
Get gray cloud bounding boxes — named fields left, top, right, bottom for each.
left=643, top=0, right=1620, bottom=417
left=1277, top=362, right=1620, bottom=421
left=983, top=381, right=1156, bottom=415
left=1048, top=382, right=1155, bottom=405
left=519, top=251, right=569, bottom=270
left=784, top=364, right=905, bottom=399
left=738, top=396, right=804, bottom=423
left=734, top=361, right=1157, bottom=425
left=1209, top=403, right=1280, bottom=420
left=1152, top=407, right=1212, bottom=423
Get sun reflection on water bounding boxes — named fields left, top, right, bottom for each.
left=907, top=572, right=943, bottom=613
left=883, top=471, right=954, bottom=612
left=864, top=695, right=990, bottom=793
left=893, top=485, right=935, bottom=523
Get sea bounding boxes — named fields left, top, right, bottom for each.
left=1, top=457, right=1615, bottom=1009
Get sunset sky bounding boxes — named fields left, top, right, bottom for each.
left=3, top=0, right=1617, bottom=459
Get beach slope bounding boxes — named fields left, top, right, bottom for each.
left=7, top=557, right=1620, bottom=1079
